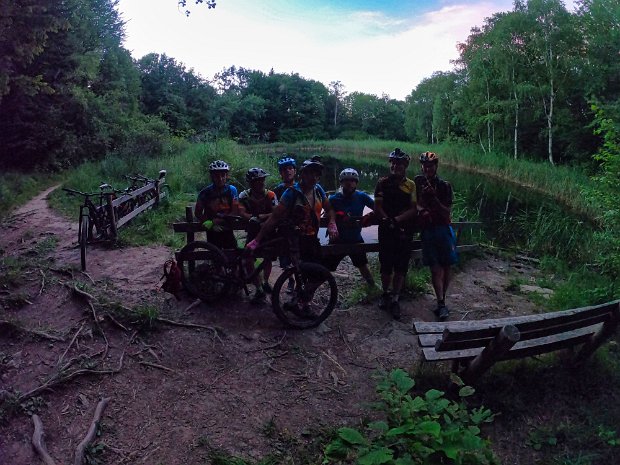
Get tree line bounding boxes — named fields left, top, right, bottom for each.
left=0, top=0, right=617, bottom=171
left=407, top=0, right=619, bottom=165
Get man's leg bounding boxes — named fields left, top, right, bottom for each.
left=358, top=264, right=375, bottom=286
left=379, top=272, right=392, bottom=309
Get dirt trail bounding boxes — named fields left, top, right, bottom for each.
left=0, top=188, right=541, bottom=465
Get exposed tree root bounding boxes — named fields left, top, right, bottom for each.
left=31, top=398, right=112, bottom=465
left=73, top=397, right=111, bottom=465
left=32, top=415, right=57, bottom=465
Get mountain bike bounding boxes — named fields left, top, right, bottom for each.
left=177, top=217, right=338, bottom=329
left=62, top=187, right=117, bottom=271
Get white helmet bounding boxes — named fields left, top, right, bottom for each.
left=209, top=160, right=230, bottom=172
left=339, top=168, right=359, bottom=182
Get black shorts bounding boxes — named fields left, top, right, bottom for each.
left=323, top=240, right=368, bottom=271
left=378, top=225, right=412, bottom=274
left=207, top=230, right=238, bottom=250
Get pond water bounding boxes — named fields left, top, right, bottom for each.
left=299, top=152, right=596, bottom=258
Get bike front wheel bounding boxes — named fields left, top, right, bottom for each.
left=271, top=262, right=338, bottom=329
left=178, top=241, right=231, bottom=302
left=79, top=215, right=89, bottom=271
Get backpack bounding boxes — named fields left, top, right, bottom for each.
left=161, top=259, right=182, bottom=299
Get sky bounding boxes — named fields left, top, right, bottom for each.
left=116, top=0, right=565, bottom=101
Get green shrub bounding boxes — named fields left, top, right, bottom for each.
left=323, top=369, right=498, bottom=465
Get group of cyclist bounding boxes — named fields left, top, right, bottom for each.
left=194, top=148, right=458, bottom=321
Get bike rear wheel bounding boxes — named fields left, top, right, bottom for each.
left=271, top=262, right=338, bottom=329
left=79, top=215, right=89, bottom=271
left=178, top=241, right=231, bottom=302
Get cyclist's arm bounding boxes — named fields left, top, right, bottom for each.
left=194, top=199, right=208, bottom=223
left=394, top=199, right=417, bottom=224
left=252, top=203, right=288, bottom=244
left=374, top=196, right=388, bottom=220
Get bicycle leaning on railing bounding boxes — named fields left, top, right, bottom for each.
left=176, top=215, right=338, bottom=329
left=62, top=186, right=117, bottom=271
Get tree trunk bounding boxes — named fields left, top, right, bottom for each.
left=547, top=76, right=554, bottom=165
left=513, top=89, right=519, bottom=160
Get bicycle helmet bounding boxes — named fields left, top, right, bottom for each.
left=389, top=148, right=410, bottom=162
left=419, top=151, right=439, bottom=164
left=245, top=167, right=269, bottom=182
left=299, top=156, right=324, bottom=173
left=277, top=155, right=296, bottom=169
left=209, top=160, right=230, bottom=172
left=339, top=168, right=359, bottom=182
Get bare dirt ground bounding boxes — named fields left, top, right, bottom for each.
left=0, top=186, right=543, bottom=465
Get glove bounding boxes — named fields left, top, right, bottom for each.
left=246, top=239, right=260, bottom=251
left=202, top=220, right=214, bottom=230
left=361, top=212, right=374, bottom=228
left=327, top=221, right=339, bottom=240
left=381, top=217, right=398, bottom=230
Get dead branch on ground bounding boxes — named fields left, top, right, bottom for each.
left=0, top=319, right=65, bottom=342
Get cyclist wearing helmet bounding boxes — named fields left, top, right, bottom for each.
left=247, top=156, right=338, bottom=264
left=195, top=160, right=239, bottom=250
left=273, top=155, right=297, bottom=291
left=373, top=148, right=418, bottom=320
left=324, top=168, right=376, bottom=288
left=273, top=155, right=297, bottom=200
left=414, top=151, right=457, bottom=321
left=238, top=167, right=278, bottom=303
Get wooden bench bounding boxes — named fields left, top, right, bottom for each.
left=413, top=300, right=620, bottom=384
left=172, top=206, right=481, bottom=260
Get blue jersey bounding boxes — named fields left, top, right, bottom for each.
left=196, top=184, right=238, bottom=219
left=328, top=191, right=374, bottom=243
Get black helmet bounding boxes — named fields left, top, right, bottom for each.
left=209, top=160, right=230, bottom=172
left=300, top=156, right=323, bottom=173
left=277, top=155, right=296, bottom=169
left=419, top=151, right=439, bottom=164
left=245, top=167, right=269, bottom=182
left=389, top=148, right=410, bottom=162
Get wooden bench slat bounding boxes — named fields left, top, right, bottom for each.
left=422, top=323, right=603, bottom=362
left=429, top=311, right=615, bottom=352
left=413, top=300, right=620, bottom=335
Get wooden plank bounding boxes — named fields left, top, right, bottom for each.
left=115, top=196, right=157, bottom=228
left=111, top=183, right=155, bottom=208
left=421, top=324, right=603, bottom=362
left=173, top=219, right=481, bottom=233
left=413, top=300, right=620, bottom=334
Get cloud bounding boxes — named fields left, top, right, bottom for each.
left=118, top=0, right=515, bottom=100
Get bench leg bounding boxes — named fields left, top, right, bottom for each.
left=573, top=308, right=619, bottom=364
left=461, top=325, right=520, bottom=385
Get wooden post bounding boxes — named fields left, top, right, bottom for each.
left=154, top=179, right=160, bottom=206
left=105, top=193, right=118, bottom=239
left=461, top=325, right=520, bottom=384
left=185, top=206, right=195, bottom=244
left=185, top=206, right=195, bottom=273
left=574, top=304, right=620, bottom=364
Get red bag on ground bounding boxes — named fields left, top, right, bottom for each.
left=161, top=259, right=182, bottom=299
